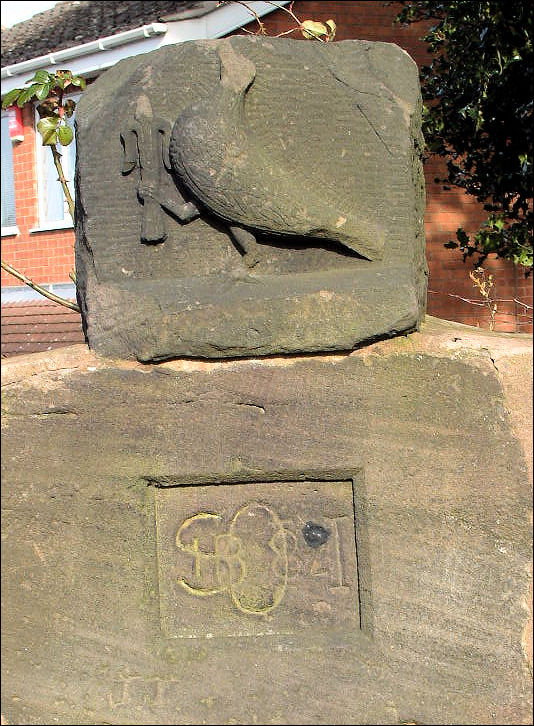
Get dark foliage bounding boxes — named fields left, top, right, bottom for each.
left=396, top=1, right=533, bottom=269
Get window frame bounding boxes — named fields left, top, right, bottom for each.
left=1, top=109, right=18, bottom=235
left=33, top=93, right=79, bottom=232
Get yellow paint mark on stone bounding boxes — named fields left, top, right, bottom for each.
left=33, top=542, right=45, bottom=563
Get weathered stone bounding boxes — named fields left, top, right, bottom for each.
left=1, top=319, right=531, bottom=724
left=75, top=36, right=427, bottom=361
left=155, top=480, right=360, bottom=638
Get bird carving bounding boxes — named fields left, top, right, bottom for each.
left=168, top=39, right=386, bottom=266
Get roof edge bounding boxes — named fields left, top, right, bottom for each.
left=1, top=1, right=290, bottom=96
left=1, top=22, right=167, bottom=81
left=160, top=1, right=219, bottom=21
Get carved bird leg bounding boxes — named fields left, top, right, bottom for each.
left=159, top=196, right=200, bottom=223
left=229, top=226, right=262, bottom=268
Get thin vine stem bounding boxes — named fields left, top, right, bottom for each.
left=2, top=144, right=77, bottom=311
left=1, top=260, right=80, bottom=312
left=50, top=144, right=75, bottom=220
left=223, top=0, right=328, bottom=41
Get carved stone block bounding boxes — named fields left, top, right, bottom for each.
left=75, top=36, right=427, bottom=361
left=1, top=322, right=532, bottom=724
left=155, top=480, right=361, bottom=638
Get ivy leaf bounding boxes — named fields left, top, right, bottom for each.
left=37, top=116, right=60, bottom=145
left=1, top=88, right=21, bottom=109
left=16, top=85, right=40, bottom=106
left=57, top=123, right=74, bottom=146
left=32, top=70, right=51, bottom=84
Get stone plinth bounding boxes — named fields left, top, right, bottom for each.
left=1, top=319, right=532, bottom=724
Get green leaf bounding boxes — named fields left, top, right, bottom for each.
left=71, top=76, right=86, bottom=90
left=1, top=88, right=21, bottom=109
left=37, top=116, right=60, bottom=145
left=16, top=86, right=39, bottom=106
left=35, top=83, right=51, bottom=101
left=57, top=123, right=74, bottom=146
left=32, top=70, right=51, bottom=84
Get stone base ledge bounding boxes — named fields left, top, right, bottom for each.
left=1, top=317, right=532, bottom=724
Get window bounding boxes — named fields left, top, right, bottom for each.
left=35, top=95, right=78, bottom=229
left=1, top=111, right=17, bottom=230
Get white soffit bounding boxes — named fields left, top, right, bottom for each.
left=1, top=1, right=289, bottom=97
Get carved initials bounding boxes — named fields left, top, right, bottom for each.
left=175, top=503, right=288, bottom=615
left=174, top=504, right=351, bottom=615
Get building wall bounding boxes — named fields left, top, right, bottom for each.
left=233, top=0, right=533, bottom=332
left=1, top=0, right=532, bottom=332
left=1, top=104, right=75, bottom=288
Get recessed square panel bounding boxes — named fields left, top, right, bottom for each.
left=155, top=480, right=360, bottom=638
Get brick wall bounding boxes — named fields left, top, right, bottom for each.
left=2, top=1, right=532, bottom=332
left=232, top=1, right=533, bottom=332
left=1, top=104, right=76, bottom=288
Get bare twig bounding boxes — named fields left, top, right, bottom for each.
left=51, top=145, right=75, bottom=221
left=511, top=298, right=533, bottom=310
left=221, top=0, right=330, bottom=41
left=220, top=0, right=267, bottom=33
left=273, top=26, right=305, bottom=38
left=428, top=289, right=533, bottom=327
left=429, top=291, right=533, bottom=309
left=1, top=260, right=80, bottom=312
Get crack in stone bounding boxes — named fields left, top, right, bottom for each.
left=236, top=402, right=266, bottom=414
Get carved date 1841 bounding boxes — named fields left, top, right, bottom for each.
left=155, top=481, right=361, bottom=638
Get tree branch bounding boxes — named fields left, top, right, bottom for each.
left=1, top=260, right=80, bottom=312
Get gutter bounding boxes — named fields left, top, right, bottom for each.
left=1, top=23, right=168, bottom=79
left=1, top=0, right=290, bottom=93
